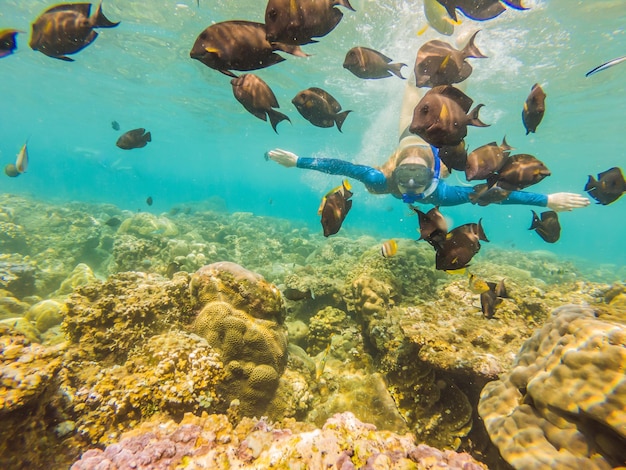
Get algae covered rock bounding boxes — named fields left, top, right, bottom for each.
left=25, top=299, right=66, bottom=333
left=190, top=262, right=288, bottom=419
left=478, top=304, right=626, bottom=469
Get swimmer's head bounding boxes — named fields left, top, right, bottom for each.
left=393, top=163, right=433, bottom=194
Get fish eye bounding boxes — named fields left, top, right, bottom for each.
left=421, top=104, right=429, bottom=114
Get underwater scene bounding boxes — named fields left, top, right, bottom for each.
left=1, top=0, right=625, bottom=468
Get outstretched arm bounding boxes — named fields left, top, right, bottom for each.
left=266, top=148, right=389, bottom=193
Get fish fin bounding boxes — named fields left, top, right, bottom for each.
left=439, top=54, right=451, bottom=71
left=56, top=55, right=75, bottom=62
left=440, top=3, right=458, bottom=21
left=336, top=0, right=356, bottom=12
left=416, top=24, right=429, bottom=36
left=335, top=110, right=352, bottom=132
left=219, top=69, right=238, bottom=78
left=584, top=175, right=597, bottom=192
left=45, top=3, right=92, bottom=15
left=462, top=30, right=487, bottom=59
left=92, top=2, right=120, bottom=28
left=501, top=136, right=513, bottom=151
left=388, top=62, right=407, bottom=79
left=477, top=218, right=489, bottom=242
left=444, top=17, right=462, bottom=26
left=468, top=104, right=489, bottom=127
left=272, top=42, right=309, bottom=58
left=268, top=110, right=291, bottom=134
left=446, top=267, right=467, bottom=275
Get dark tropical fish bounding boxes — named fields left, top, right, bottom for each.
left=435, top=220, right=488, bottom=271
left=414, top=30, right=487, bottom=88
left=469, top=183, right=510, bottom=206
left=264, top=0, right=355, bottom=46
left=116, top=128, right=151, bottom=150
left=146, top=196, right=153, bottom=206
left=231, top=74, right=290, bottom=133
left=343, top=47, right=406, bottom=79
left=111, top=120, right=120, bottom=131
left=522, top=83, right=546, bottom=135
left=166, top=261, right=181, bottom=279
left=0, top=29, right=20, bottom=58
left=585, top=167, right=626, bottom=205
left=29, top=3, right=119, bottom=61
left=488, top=153, right=550, bottom=190
left=409, top=85, right=488, bottom=148
left=423, top=0, right=456, bottom=36
left=381, top=239, right=398, bottom=258
left=529, top=210, right=560, bottom=243
left=480, top=279, right=508, bottom=319
left=464, top=137, right=512, bottom=181
left=4, top=164, right=19, bottom=178
left=438, top=141, right=467, bottom=172
left=189, top=21, right=306, bottom=78
left=411, top=206, right=447, bottom=248
left=283, top=287, right=313, bottom=301
left=292, top=87, right=352, bottom=131
left=435, top=0, right=505, bottom=22
left=586, top=55, right=626, bottom=77
left=15, top=140, right=29, bottom=174
left=104, top=216, right=121, bottom=227
left=318, top=180, right=353, bottom=237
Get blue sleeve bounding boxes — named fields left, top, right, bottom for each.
left=424, top=181, right=548, bottom=207
left=297, top=157, right=388, bottom=193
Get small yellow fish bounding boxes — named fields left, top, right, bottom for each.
left=15, top=140, right=28, bottom=173
left=315, top=343, right=331, bottom=380
left=381, top=239, right=398, bottom=258
left=468, top=273, right=490, bottom=294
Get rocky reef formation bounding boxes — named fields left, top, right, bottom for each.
left=70, top=411, right=487, bottom=469
left=478, top=303, right=626, bottom=469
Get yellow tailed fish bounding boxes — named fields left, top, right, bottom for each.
left=315, top=343, right=331, bottom=380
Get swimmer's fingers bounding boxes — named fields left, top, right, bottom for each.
left=265, top=149, right=298, bottom=167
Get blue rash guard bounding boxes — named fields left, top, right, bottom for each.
left=296, top=156, right=548, bottom=207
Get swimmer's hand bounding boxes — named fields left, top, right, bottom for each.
left=265, top=148, right=298, bottom=167
left=547, top=192, right=590, bottom=212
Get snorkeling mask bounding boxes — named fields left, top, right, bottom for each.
left=396, top=146, right=441, bottom=203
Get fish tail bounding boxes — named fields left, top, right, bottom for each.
left=335, top=110, right=352, bottom=132
left=463, top=30, right=487, bottom=59
left=584, top=175, right=597, bottom=192
left=500, top=136, right=513, bottom=152
left=92, top=3, right=120, bottom=28
left=389, top=62, right=407, bottom=79
left=268, top=110, right=291, bottom=134
left=273, top=42, right=309, bottom=58
left=335, top=0, right=356, bottom=12
left=145, top=132, right=152, bottom=143
left=468, top=104, right=489, bottom=127
left=529, top=210, right=541, bottom=230
left=477, top=218, right=489, bottom=242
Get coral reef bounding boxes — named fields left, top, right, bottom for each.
left=190, top=262, right=288, bottom=419
left=478, top=304, right=626, bottom=469
left=71, top=411, right=487, bottom=469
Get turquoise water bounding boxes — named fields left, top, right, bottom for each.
left=1, top=0, right=625, bottom=267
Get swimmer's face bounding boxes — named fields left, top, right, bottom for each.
left=393, top=163, right=433, bottom=194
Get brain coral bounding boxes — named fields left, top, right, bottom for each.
left=190, top=262, right=288, bottom=419
left=478, top=304, right=626, bottom=469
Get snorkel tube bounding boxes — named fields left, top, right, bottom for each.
left=401, top=146, right=441, bottom=203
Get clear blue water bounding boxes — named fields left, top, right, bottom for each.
left=1, top=0, right=625, bottom=267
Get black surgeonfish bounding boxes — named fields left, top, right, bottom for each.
left=116, top=128, right=151, bottom=150
left=411, top=206, right=447, bottom=248
left=190, top=21, right=306, bottom=78
left=487, top=153, right=550, bottom=191
left=29, top=3, right=119, bottom=61
left=465, top=137, right=512, bottom=181
left=522, top=83, right=546, bottom=135
left=585, top=167, right=626, bottom=205
left=480, top=279, right=508, bottom=319
left=264, top=0, right=355, bottom=46
left=231, top=74, right=290, bottom=133
left=414, top=30, right=487, bottom=88
left=343, top=47, right=406, bottom=80
left=435, top=220, right=489, bottom=271
left=438, top=141, right=468, bottom=172
left=435, top=0, right=505, bottom=21
left=292, top=87, right=352, bottom=131
left=469, top=183, right=511, bottom=206
left=318, top=180, right=353, bottom=237
left=409, top=85, right=488, bottom=148
left=0, top=29, right=20, bottom=58
left=529, top=210, right=560, bottom=243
